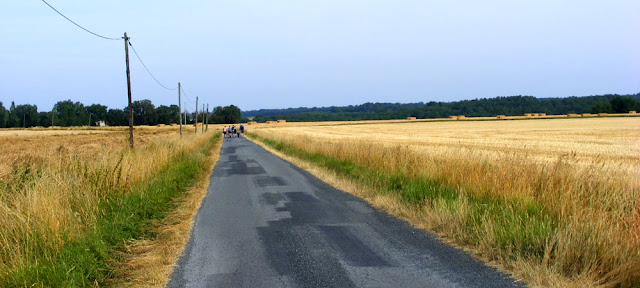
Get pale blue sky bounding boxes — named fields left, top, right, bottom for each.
left=1, top=1, right=638, bottom=112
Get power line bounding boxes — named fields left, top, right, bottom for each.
left=40, top=0, right=121, bottom=41
left=180, top=86, right=196, bottom=104
left=128, top=41, right=178, bottom=91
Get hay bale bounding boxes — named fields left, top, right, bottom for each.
left=568, top=113, right=579, bottom=117
left=581, top=113, right=592, bottom=117
left=157, top=124, right=165, bottom=127
left=496, top=115, right=506, bottom=119
left=277, top=120, right=286, bottom=123
left=539, top=113, right=546, bottom=116
left=630, top=111, right=637, bottom=114
left=598, top=113, right=608, bottom=116
left=407, top=117, right=416, bottom=120
left=457, top=115, right=467, bottom=120
left=524, top=113, right=533, bottom=117
left=266, top=121, right=276, bottom=124
left=247, top=121, right=257, bottom=125
left=170, top=123, right=177, bottom=126
left=449, top=116, right=458, bottom=120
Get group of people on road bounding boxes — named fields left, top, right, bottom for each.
left=222, top=124, right=244, bottom=138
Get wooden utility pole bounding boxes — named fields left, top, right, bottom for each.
left=195, top=96, right=198, bottom=134
left=184, top=106, right=187, bottom=128
left=178, top=82, right=182, bottom=137
left=201, top=104, right=205, bottom=133
left=205, top=104, right=209, bottom=132
left=124, top=32, right=134, bottom=148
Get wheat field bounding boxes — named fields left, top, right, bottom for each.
left=250, top=117, right=640, bottom=287
left=0, top=126, right=215, bottom=283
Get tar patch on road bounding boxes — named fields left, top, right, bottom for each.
left=284, top=191, right=317, bottom=202
left=315, top=225, right=390, bottom=267
left=257, top=219, right=358, bottom=288
left=254, top=176, right=288, bottom=187
left=259, top=192, right=286, bottom=205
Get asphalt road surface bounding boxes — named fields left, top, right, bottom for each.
left=168, top=137, right=524, bottom=288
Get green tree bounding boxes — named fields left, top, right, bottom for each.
left=610, top=96, right=640, bottom=113
left=0, top=102, right=7, bottom=128
left=15, top=104, right=39, bottom=127
left=210, top=106, right=224, bottom=124
left=54, top=100, right=75, bottom=126
left=54, top=100, right=88, bottom=126
left=7, top=102, right=20, bottom=127
left=211, top=105, right=241, bottom=124
left=223, top=105, right=242, bottom=124
left=107, top=108, right=128, bottom=126
left=156, top=105, right=180, bottom=125
left=86, top=104, right=108, bottom=126
left=132, top=99, right=156, bottom=125
left=38, top=111, right=52, bottom=127
left=590, top=102, right=614, bottom=114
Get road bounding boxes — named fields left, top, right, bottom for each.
left=168, top=137, right=524, bottom=288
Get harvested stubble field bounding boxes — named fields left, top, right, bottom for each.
left=250, top=117, right=640, bottom=287
left=0, top=126, right=218, bottom=286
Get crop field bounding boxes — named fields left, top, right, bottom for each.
left=0, top=126, right=219, bottom=286
left=249, top=117, right=640, bottom=287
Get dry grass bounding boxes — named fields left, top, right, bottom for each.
left=110, top=133, right=223, bottom=288
left=250, top=117, right=640, bottom=287
left=0, top=126, right=214, bottom=282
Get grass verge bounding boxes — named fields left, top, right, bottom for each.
left=110, top=133, right=223, bottom=287
left=1, top=133, right=221, bottom=287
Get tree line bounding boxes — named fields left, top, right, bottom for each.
left=248, top=93, right=640, bottom=122
left=2, top=93, right=638, bottom=128
left=0, top=99, right=243, bottom=128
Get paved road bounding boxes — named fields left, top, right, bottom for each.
left=168, top=137, right=524, bottom=288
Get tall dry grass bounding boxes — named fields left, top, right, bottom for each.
left=251, top=117, right=640, bottom=287
left=0, top=127, right=214, bottom=280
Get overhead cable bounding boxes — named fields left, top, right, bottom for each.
left=40, top=0, right=121, bottom=40
left=128, top=41, right=178, bottom=91
left=180, top=86, right=196, bottom=103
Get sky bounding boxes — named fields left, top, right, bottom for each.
left=0, top=1, right=638, bottom=112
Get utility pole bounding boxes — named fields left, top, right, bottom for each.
left=205, top=104, right=209, bottom=132
left=178, top=82, right=182, bottom=137
left=124, top=32, right=134, bottom=148
left=195, top=96, right=198, bottom=134
left=184, top=106, right=187, bottom=128
left=201, top=103, right=205, bottom=133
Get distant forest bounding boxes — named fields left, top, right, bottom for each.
left=1, top=93, right=639, bottom=128
left=0, top=99, right=242, bottom=128
left=245, top=93, right=640, bottom=122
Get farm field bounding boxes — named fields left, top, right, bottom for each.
left=249, top=117, right=640, bottom=287
left=0, top=126, right=220, bottom=286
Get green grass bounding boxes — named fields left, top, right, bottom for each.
left=1, top=134, right=221, bottom=287
left=249, top=133, right=558, bottom=262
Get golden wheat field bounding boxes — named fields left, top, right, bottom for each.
left=250, top=117, right=640, bottom=287
left=0, top=126, right=215, bottom=281
left=258, top=117, right=640, bottom=171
